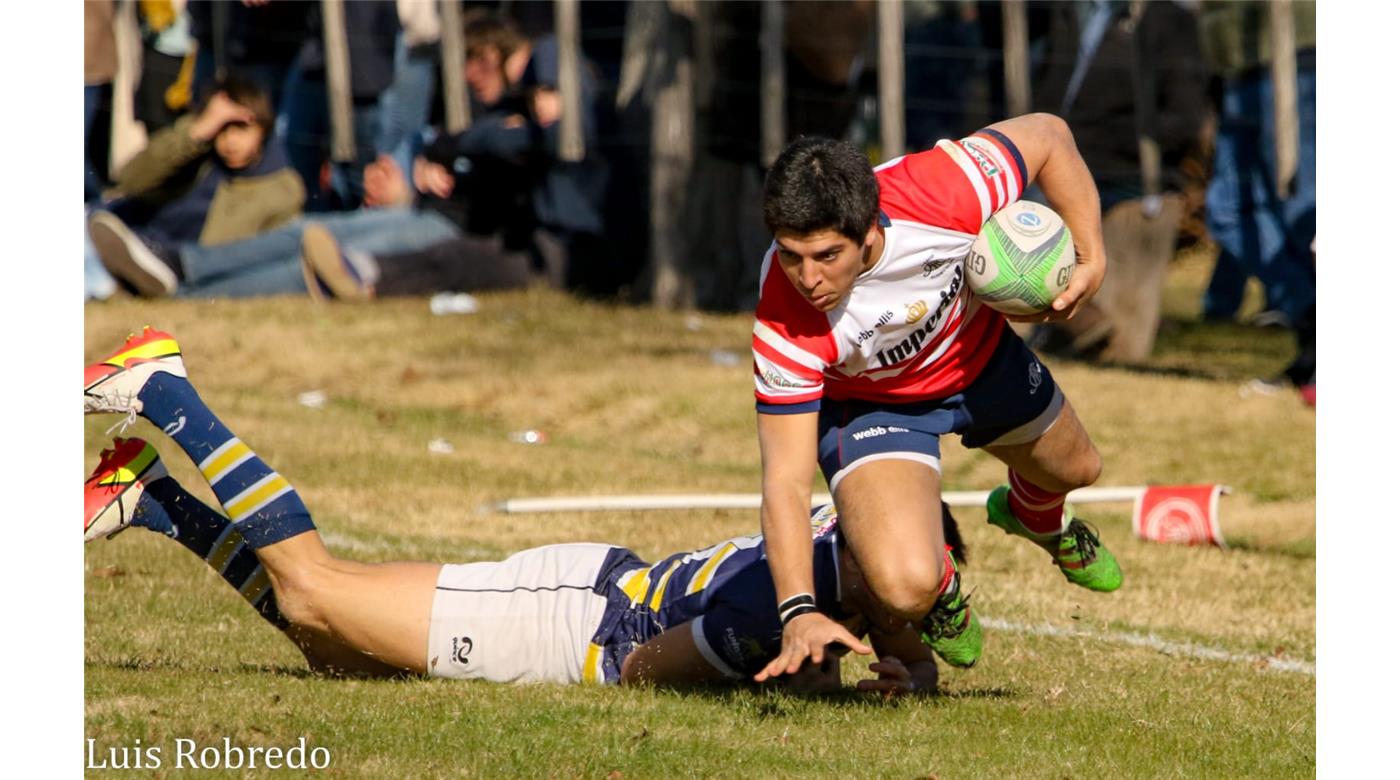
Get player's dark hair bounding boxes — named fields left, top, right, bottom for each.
left=763, top=136, right=880, bottom=244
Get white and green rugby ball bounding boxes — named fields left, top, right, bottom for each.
left=963, top=201, right=1075, bottom=316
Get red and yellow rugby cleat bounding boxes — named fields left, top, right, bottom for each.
left=84, top=327, right=186, bottom=416
left=84, top=438, right=168, bottom=542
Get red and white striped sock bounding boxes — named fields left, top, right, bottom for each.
left=935, top=546, right=956, bottom=598
left=1008, top=469, right=1068, bottom=537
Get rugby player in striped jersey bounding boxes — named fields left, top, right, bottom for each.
left=751, top=114, right=1123, bottom=683
left=84, top=329, right=966, bottom=693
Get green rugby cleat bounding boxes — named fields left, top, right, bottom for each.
left=986, top=484, right=1123, bottom=593
left=919, top=552, right=982, bottom=668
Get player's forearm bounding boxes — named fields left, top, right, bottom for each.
left=756, top=411, right=820, bottom=602
left=760, top=486, right=817, bottom=600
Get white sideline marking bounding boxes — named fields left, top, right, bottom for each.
left=983, top=617, right=1315, bottom=677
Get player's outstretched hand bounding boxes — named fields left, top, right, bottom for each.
left=856, top=656, right=918, bottom=698
left=753, top=611, right=871, bottom=683
left=1005, top=241, right=1106, bottom=324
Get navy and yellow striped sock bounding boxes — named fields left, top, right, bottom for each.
left=134, top=476, right=288, bottom=629
left=136, top=373, right=314, bottom=549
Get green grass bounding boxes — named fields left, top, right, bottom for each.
left=84, top=253, right=1314, bottom=778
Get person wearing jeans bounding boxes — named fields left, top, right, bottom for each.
left=175, top=207, right=461, bottom=298
left=1200, top=1, right=1315, bottom=393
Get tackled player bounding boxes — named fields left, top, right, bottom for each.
left=84, top=329, right=968, bottom=695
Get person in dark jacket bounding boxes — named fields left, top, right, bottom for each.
left=1025, top=0, right=1208, bottom=362
left=301, top=13, right=615, bottom=300
left=278, top=0, right=401, bottom=211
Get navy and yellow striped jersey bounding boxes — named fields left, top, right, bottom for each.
left=586, top=505, right=845, bottom=683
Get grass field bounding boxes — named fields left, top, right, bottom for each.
left=84, top=249, right=1315, bottom=778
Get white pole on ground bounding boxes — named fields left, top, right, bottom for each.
left=490, top=486, right=1153, bottom=514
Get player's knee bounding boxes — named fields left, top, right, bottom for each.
left=268, top=570, right=329, bottom=632
left=1059, top=444, right=1102, bottom=490
left=875, top=561, right=945, bottom=622
left=1074, top=447, right=1103, bottom=488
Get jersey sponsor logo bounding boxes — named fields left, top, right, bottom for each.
left=922, top=255, right=955, bottom=277
left=905, top=300, right=929, bottom=324
left=852, top=426, right=888, bottom=441
left=959, top=137, right=1001, bottom=178
left=857, top=310, right=897, bottom=344
left=722, top=627, right=749, bottom=665
left=451, top=635, right=474, bottom=666
left=875, top=266, right=964, bottom=368
left=762, top=368, right=806, bottom=389
left=851, top=424, right=910, bottom=442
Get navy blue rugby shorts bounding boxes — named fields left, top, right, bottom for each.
left=817, top=325, right=1064, bottom=492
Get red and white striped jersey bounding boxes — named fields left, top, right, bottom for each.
left=752, top=129, right=1028, bottom=413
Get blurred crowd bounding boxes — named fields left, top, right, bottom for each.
left=84, top=0, right=1315, bottom=401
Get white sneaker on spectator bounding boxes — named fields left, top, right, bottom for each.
left=87, top=211, right=179, bottom=298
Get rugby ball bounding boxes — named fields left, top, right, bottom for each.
left=963, top=201, right=1075, bottom=316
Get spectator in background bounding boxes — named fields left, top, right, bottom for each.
left=1199, top=0, right=1315, bottom=400
left=904, top=1, right=985, bottom=152
left=91, top=10, right=609, bottom=304
left=280, top=0, right=400, bottom=211
left=1026, top=0, right=1208, bottom=362
left=88, top=77, right=306, bottom=297
left=86, top=154, right=461, bottom=300
left=186, top=0, right=308, bottom=121
left=86, top=0, right=118, bottom=204
left=356, top=11, right=611, bottom=298
left=135, top=0, right=197, bottom=135
left=198, top=10, right=549, bottom=302
left=378, top=0, right=442, bottom=181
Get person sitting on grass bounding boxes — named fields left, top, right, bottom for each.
left=84, top=328, right=975, bottom=694
left=88, top=76, right=304, bottom=298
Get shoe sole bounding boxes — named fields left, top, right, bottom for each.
left=301, top=224, right=367, bottom=302
left=87, top=212, right=177, bottom=298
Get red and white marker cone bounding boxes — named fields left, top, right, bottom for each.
left=1132, top=485, right=1228, bottom=548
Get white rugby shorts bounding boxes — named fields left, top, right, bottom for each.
left=426, top=543, right=614, bottom=684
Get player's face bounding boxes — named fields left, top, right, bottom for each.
left=773, top=226, right=882, bottom=313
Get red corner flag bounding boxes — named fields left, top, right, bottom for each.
left=1131, top=485, right=1228, bottom=548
